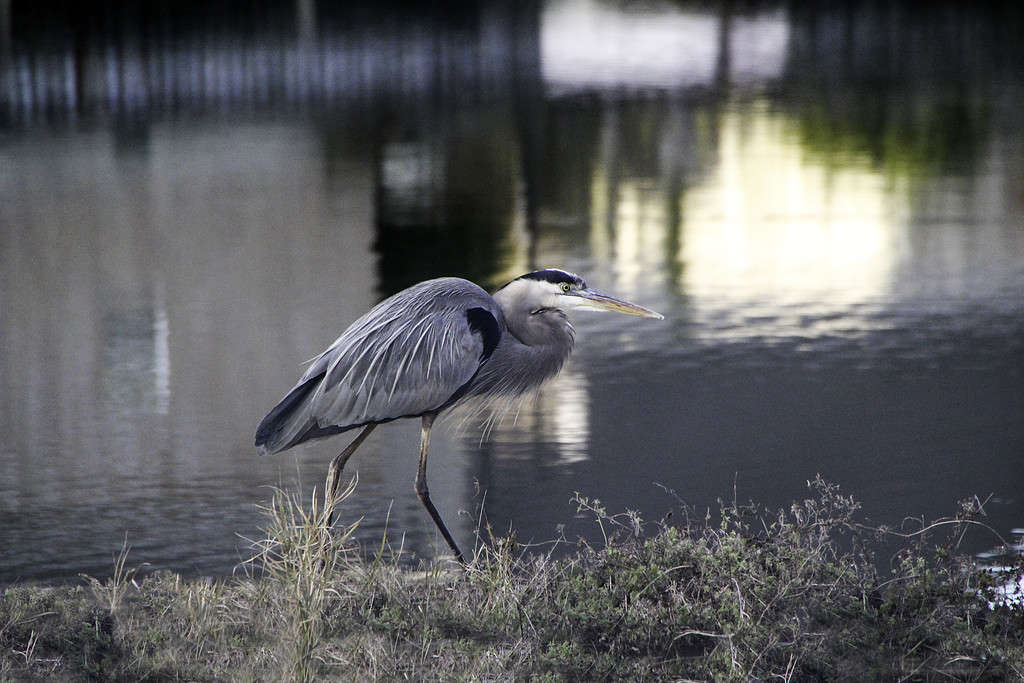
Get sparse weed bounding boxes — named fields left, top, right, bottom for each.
left=247, top=481, right=360, bottom=682
left=81, top=534, right=141, bottom=615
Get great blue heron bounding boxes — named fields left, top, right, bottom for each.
left=255, top=268, right=662, bottom=563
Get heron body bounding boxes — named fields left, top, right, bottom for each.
left=255, top=269, right=662, bottom=563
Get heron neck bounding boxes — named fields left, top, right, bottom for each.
left=466, top=322, right=574, bottom=401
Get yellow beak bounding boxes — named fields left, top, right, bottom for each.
left=574, top=289, right=664, bottom=319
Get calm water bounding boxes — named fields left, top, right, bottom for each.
left=1, top=1, right=1023, bottom=583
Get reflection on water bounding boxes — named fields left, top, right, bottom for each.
left=472, top=368, right=591, bottom=468
left=542, top=0, right=789, bottom=93
left=685, top=106, right=904, bottom=305
left=1, top=1, right=1022, bottom=582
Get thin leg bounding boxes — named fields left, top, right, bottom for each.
left=415, top=413, right=466, bottom=564
left=324, top=423, right=376, bottom=529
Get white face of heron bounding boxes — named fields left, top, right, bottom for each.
left=492, top=278, right=566, bottom=315
left=494, top=269, right=663, bottom=319
left=534, top=278, right=591, bottom=312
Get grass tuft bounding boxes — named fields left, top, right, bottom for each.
left=80, top=535, right=141, bottom=615
left=248, top=483, right=360, bottom=681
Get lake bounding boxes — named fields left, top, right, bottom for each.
left=1, top=0, right=1022, bottom=582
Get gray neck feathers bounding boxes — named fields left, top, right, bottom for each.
left=467, top=281, right=576, bottom=400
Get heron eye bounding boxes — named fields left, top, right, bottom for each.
left=561, top=283, right=571, bottom=293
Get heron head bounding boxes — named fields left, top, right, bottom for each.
left=499, top=268, right=664, bottom=319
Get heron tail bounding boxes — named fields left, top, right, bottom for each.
left=254, top=372, right=324, bottom=455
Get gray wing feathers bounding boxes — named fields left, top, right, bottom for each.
left=257, top=278, right=501, bottom=454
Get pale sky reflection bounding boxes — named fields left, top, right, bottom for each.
left=472, top=368, right=592, bottom=467
left=541, top=0, right=788, bottom=95
left=681, top=106, right=910, bottom=341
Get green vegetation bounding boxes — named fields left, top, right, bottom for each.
left=2, top=479, right=1022, bottom=681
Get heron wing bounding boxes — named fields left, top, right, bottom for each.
left=305, top=277, right=500, bottom=433
left=256, top=278, right=503, bottom=454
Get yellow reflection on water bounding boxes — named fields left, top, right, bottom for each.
left=613, top=180, right=668, bottom=292
left=472, top=368, right=592, bottom=466
left=592, top=101, right=915, bottom=340
left=681, top=105, right=910, bottom=311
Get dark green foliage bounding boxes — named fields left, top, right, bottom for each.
left=0, top=584, right=122, bottom=680
left=2, top=480, right=1022, bottom=681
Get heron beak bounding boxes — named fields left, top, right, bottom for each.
left=572, top=289, right=664, bottom=319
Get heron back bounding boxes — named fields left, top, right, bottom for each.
left=255, top=278, right=503, bottom=454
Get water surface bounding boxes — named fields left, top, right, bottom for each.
left=1, top=0, right=1022, bottom=582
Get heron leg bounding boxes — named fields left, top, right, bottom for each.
left=324, top=423, right=376, bottom=529
left=415, top=413, right=466, bottom=564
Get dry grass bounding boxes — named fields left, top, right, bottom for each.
left=1, top=477, right=1022, bottom=681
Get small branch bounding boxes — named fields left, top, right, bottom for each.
left=854, top=519, right=1008, bottom=547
